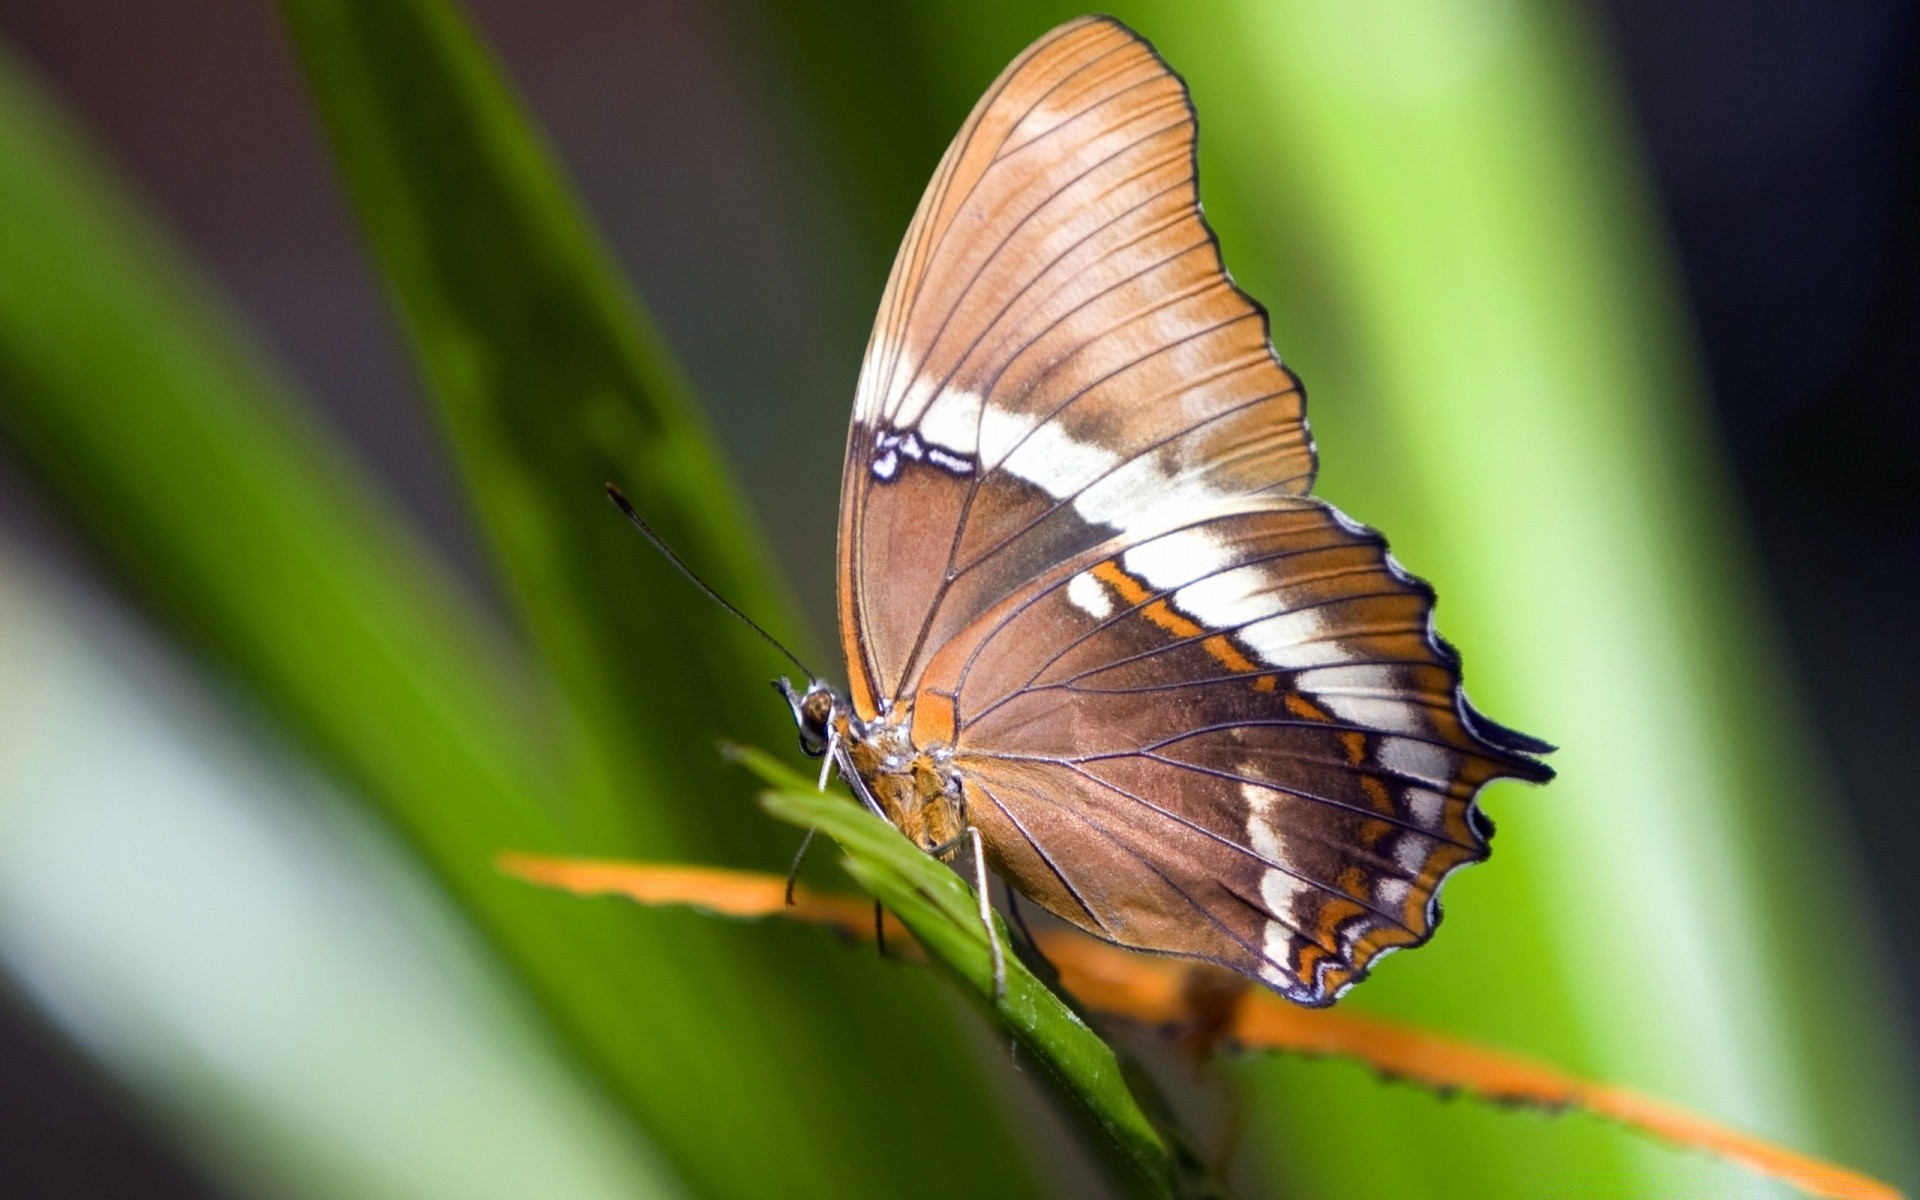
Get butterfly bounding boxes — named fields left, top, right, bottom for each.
left=750, top=15, right=1554, bottom=1008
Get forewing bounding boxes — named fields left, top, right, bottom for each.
left=837, top=15, right=1313, bottom=715
left=916, top=503, right=1552, bottom=1005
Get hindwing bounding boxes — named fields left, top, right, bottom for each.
left=914, top=503, right=1550, bottom=1005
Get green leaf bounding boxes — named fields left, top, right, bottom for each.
left=725, top=745, right=1179, bottom=1198
left=0, top=549, right=690, bottom=1200
left=270, top=1, right=1044, bottom=1196
left=0, top=31, right=695, bottom=1193
left=0, top=17, right=1039, bottom=1200
left=272, top=0, right=812, bottom=854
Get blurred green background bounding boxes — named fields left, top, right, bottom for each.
left=1, top=1, right=1916, bottom=1197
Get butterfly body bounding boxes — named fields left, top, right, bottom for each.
left=789, top=15, right=1551, bottom=1008
left=845, top=705, right=968, bottom=854
left=781, top=678, right=966, bottom=853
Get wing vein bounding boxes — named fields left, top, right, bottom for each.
left=889, top=258, right=1227, bottom=692
left=951, top=500, right=1329, bottom=719
left=875, top=51, right=1167, bottom=424
left=1051, top=587, right=1418, bottom=687
left=949, top=381, right=1302, bottom=584
left=869, top=22, right=1125, bottom=416
left=971, top=778, right=1116, bottom=936
left=997, top=770, right=1309, bottom=963
left=980, top=747, right=1477, bottom=852
left=1049, top=760, right=1419, bottom=935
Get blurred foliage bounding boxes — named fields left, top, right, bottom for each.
left=0, top=5, right=1039, bottom=1198
left=0, top=548, right=688, bottom=1200
left=0, top=0, right=1914, bottom=1198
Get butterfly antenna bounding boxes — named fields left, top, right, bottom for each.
left=604, top=482, right=814, bottom=679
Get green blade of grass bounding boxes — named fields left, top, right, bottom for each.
left=724, top=745, right=1178, bottom=1198
left=0, top=27, right=1037, bottom=1200
left=0, top=40, right=584, bottom=971
left=0, top=546, right=691, bottom=1200
left=278, top=0, right=802, bottom=852
left=272, top=0, right=807, bottom=852
left=272, top=2, right=1044, bottom=1196
left=0, top=35, right=706, bottom=1195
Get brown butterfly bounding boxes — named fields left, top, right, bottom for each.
left=634, top=14, right=1552, bottom=1008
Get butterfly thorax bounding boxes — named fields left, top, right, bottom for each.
left=778, top=675, right=965, bottom=852
left=836, top=704, right=965, bottom=853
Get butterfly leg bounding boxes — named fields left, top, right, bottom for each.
left=781, top=726, right=838, bottom=905
left=1002, top=888, right=1062, bottom=986
left=782, top=827, right=817, bottom=906
left=837, top=747, right=889, bottom=822
left=924, top=832, right=1006, bottom=1000
left=816, top=724, right=839, bottom=792
left=969, top=825, right=1006, bottom=1002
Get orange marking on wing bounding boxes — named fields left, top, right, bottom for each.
left=912, top=688, right=957, bottom=746
left=1252, top=675, right=1277, bottom=692
left=1402, top=880, right=1432, bottom=931
left=1201, top=632, right=1259, bottom=674
left=1433, top=843, right=1475, bottom=885
left=1338, top=865, right=1370, bottom=903
left=1091, top=559, right=1149, bottom=603
left=1284, top=692, right=1328, bottom=721
left=1457, top=758, right=1498, bottom=790
left=1145, top=599, right=1203, bottom=639
left=1340, top=730, right=1367, bottom=765
left=1361, top=774, right=1393, bottom=815
left=1359, top=818, right=1394, bottom=851
left=1351, top=923, right=1418, bottom=964
left=1093, top=560, right=1275, bottom=683
left=1317, top=963, right=1355, bottom=997
left=838, top=606, right=878, bottom=719
left=1441, top=791, right=1475, bottom=845
left=1294, top=941, right=1327, bottom=982
left=1404, top=845, right=1474, bottom=928
left=1314, top=895, right=1367, bottom=957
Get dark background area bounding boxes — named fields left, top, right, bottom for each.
left=0, top=1, right=1913, bottom=1193
left=1603, top=0, right=1919, bottom=1039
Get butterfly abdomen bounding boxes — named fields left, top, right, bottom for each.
left=844, top=716, right=966, bottom=852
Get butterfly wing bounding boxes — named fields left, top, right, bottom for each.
left=838, top=15, right=1550, bottom=1005
left=908, top=503, right=1551, bottom=1005
left=837, top=15, right=1313, bottom=717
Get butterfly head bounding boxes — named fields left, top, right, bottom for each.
left=775, top=676, right=840, bottom=759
